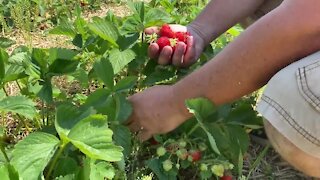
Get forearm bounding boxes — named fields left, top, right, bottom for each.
left=175, top=0, right=320, bottom=117
left=188, top=0, right=265, bottom=46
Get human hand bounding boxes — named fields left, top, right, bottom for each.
left=127, top=85, right=191, bottom=141
left=145, top=24, right=205, bottom=67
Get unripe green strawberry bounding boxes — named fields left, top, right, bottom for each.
left=199, top=143, right=207, bottom=151
left=162, top=160, right=173, bottom=171
left=178, top=140, right=187, bottom=147
left=211, top=164, right=225, bottom=177
left=176, top=149, right=188, bottom=160
left=223, top=162, right=234, bottom=170
left=176, top=163, right=180, bottom=169
left=156, top=146, right=166, bottom=157
left=200, top=163, right=208, bottom=171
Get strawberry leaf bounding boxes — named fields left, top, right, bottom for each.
left=11, top=132, right=60, bottom=180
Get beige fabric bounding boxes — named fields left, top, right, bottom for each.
left=257, top=51, right=320, bottom=158
left=240, top=0, right=284, bottom=28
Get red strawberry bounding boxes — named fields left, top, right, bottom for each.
left=160, top=24, right=175, bottom=38
left=220, top=175, right=232, bottom=180
left=188, top=150, right=201, bottom=162
left=175, top=32, right=189, bottom=43
left=149, top=137, right=159, bottom=145
left=156, top=37, right=170, bottom=51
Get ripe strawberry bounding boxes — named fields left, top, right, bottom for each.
left=160, top=24, right=175, bottom=38
left=175, top=32, right=189, bottom=43
left=156, top=37, right=170, bottom=51
left=149, top=137, right=159, bottom=145
left=188, top=150, right=201, bottom=162
left=220, top=175, right=232, bottom=180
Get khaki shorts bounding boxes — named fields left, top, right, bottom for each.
left=257, top=51, right=320, bottom=158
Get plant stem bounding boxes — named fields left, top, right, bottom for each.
left=187, top=123, right=200, bottom=136
left=46, top=143, right=67, bottom=180
left=15, top=80, right=23, bottom=93
left=2, top=87, right=8, bottom=96
left=0, top=145, right=9, bottom=163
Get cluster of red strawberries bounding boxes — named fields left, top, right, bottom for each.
left=156, top=24, right=191, bottom=52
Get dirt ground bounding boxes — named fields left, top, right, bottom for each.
left=1, top=2, right=314, bottom=179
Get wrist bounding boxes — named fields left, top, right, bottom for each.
left=187, top=23, right=207, bottom=48
left=169, top=84, right=193, bottom=120
left=187, top=22, right=217, bottom=47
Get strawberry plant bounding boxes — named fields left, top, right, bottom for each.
left=0, top=1, right=264, bottom=179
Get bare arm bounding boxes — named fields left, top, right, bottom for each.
left=147, top=0, right=265, bottom=66
left=188, top=0, right=265, bottom=46
left=128, top=0, right=320, bottom=140
left=174, top=0, right=320, bottom=117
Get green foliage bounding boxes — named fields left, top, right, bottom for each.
left=0, top=1, right=263, bottom=179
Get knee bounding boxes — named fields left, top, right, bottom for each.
left=264, top=119, right=320, bottom=178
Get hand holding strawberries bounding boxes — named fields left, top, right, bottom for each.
left=145, top=24, right=205, bottom=67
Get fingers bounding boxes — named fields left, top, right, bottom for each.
left=128, top=121, right=152, bottom=141
left=148, top=43, right=160, bottom=59
left=181, top=36, right=195, bottom=67
left=172, top=42, right=187, bottom=66
left=158, top=46, right=173, bottom=65
left=144, top=26, right=159, bottom=35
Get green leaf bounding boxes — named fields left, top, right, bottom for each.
left=32, top=48, right=49, bottom=73
left=109, top=49, right=136, bottom=74
left=143, top=67, right=176, bottom=86
left=185, top=98, right=220, bottom=155
left=0, top=164, right=19, bottom=180
left=55, top=103, right=95, bottom=142
left=0, top=37, right=15, bottom=49
left=146, top=158, right=176, bottom=180
left=117, top=33, right=139, bottom=50
left=37, top=81, right=53, bottom=103
left=68, top=114, right=123, bottom=162
left=88, top=17, right=119, bottom=47
left=49, top=21, right=76, bottom=37
left=11, top=132, right=60, bottom=180
left=0, top=49, right=8, bottom=82
left=90, top=160, right=115, bottom=180
left=93, top=57, right=114, bottom=89
left=185, top=98, right=216, bottom=119
left=114, top=93, right=132, bottom=123
left=128, top=2, right=145, bottom=22
left=83, top=89, right=116, bottom=120
left=0, top=96, right=36, bottom=119
left=207, top=124, right=249, bottom=164
left=114, top=76, right=137, bottom=92
left=144, top=8, right=171, bottom=27
left=48, top=48, right=79, bottom=75
left=53, top=157, right=79, bottom=178
left=122, top=16, right=144, bottom=33
left=72, top=34, right=83, bottom=48
left=72, top=67, right=88, bottom=88
left=206, top=132, right=221, bottom=156
left=225, top=103, right=263, bottom=129
left=3, top=65, right=27, bottom=83
left=112, top=125, right=132, bottom=157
